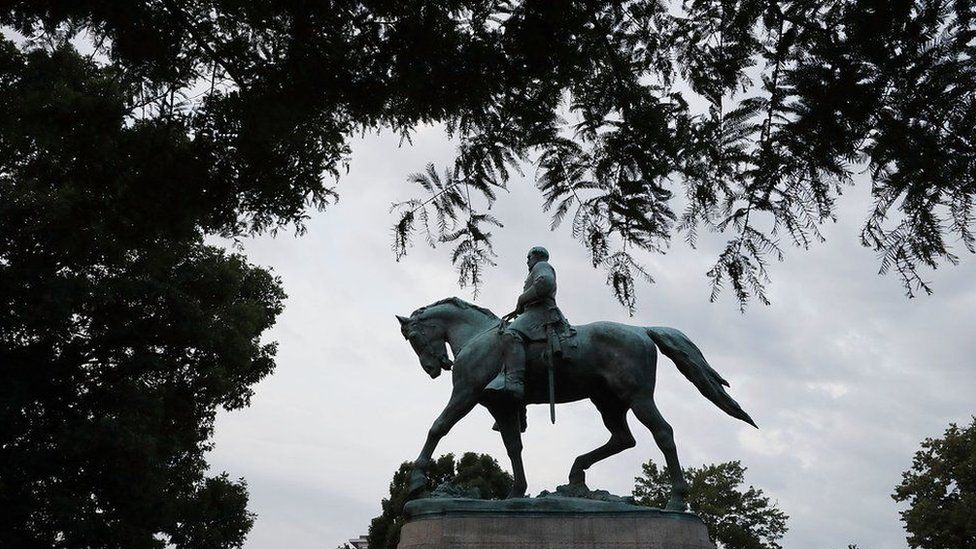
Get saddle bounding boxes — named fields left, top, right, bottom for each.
left=504, top=318, right=578, bottom=364
left=489, top=323, right=577, bottom=433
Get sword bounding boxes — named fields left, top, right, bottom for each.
left=548, top=358, right=556, bottom=424
left=546, top=325, right=560, bottom=424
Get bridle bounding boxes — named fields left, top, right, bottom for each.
left=409, top=319, right=452, bottom=371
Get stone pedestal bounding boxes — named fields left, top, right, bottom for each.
left=398, top=497, right=716, bottom=549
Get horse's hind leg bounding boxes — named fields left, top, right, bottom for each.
left=630, top=393, right=690, bottom=511
left=489, top=405, right=527, bottom=498
left=568, top=398, right=635, bottom=487
left=408, top=387, right=479, bottom=497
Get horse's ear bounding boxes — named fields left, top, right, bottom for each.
left=396, top=315, right=410, bottom=330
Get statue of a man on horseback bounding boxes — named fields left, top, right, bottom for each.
left=395, top=247, right=757, bottom=509
left=486, top=246, right=571, bottom=405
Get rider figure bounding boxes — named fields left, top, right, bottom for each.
left=486, top=246, right=570, bottom=401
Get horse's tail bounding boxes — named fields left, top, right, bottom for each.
left=645, top=327, right=757, bottom=428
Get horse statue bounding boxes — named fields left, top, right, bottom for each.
left=396, top=297, right=756, bottom=511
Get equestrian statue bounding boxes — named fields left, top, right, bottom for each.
left=396, top=246, right=756, bottom=511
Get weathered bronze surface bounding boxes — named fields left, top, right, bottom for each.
left=397, top=247, right=756, bottom=511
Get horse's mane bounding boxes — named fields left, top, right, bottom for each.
left=411, top=297, right=499, bottom=321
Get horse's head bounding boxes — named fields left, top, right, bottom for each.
left=397, top=313, right=452, bottom=379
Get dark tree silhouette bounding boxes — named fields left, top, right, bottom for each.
left=367, top=453, right=513, bottom=549
left=892, top=418, right=976, bottom=549
left=0, top=29, right=284, bottom=549
left=387, top=0, right=976, bottom=311
left=4, top=1, right=973, bottom=313
left=633, top=460, right=788, bottom=549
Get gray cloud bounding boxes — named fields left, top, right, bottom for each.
left=206, top=127, right=976, bottom=549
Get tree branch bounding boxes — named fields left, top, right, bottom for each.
left=159, top=0, right=248, bottom=90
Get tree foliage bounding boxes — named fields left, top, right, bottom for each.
left=0, top=24, right=284, bottom=549
left=892, top=417, right=976, bottom=549
left=4, top=1, right=972, bottom=312
left=633, top=460, right=789, bottom=549
left=387, top=0, right=976, bottom=311
left=391, top=0, right=974, bottom=311
left=367, top=453, right=513, bottom=549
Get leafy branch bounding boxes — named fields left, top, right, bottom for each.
left=391, top=163, right=502, bottom=296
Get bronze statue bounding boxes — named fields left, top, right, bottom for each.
left=396, top=247, right=756, bottom=511
left=487, top=246, right=571, bottom=423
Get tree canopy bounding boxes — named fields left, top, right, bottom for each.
left=892, top=417, right=976, bottom=549
left=4, top=0, right=973, bottom=312
left=367, top=452, right=513, bottom=549
left=389, top=0, right=976, bottom=310
left=633, top=460, right=789, bottom=549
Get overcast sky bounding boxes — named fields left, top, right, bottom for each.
left=206, top=125, right=975, bottom=549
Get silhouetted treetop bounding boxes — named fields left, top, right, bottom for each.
left=367, top=453, right=513, bottom=549
left=892, top=418, right=976, bottom=549
left=634, top=460, right=789, bottom=549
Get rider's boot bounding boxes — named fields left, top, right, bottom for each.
left=486, top=332, right=525, bottom=400
left=488, top=335, right=526, bottom=432
left=504, top=339, right=526, bottom=401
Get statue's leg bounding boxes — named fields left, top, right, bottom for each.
left=486, top=331, right=525, bottom=400
left=568, top=398, right=635, bottom=487
left=490, top=405, right=527, bottom=498
left=630, top=393, right=689, bottom=511
left=408, top=387, right=479, bottom=497
left=503, top=332, right=526, bottom=399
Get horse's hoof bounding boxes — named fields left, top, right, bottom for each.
left=568, top=471, right=585, bottom=485
left=664, top=497, right=688, bottom=511
left=407, top=471, right=427, bottom=498
left=506, top=483, right=527, bottom=499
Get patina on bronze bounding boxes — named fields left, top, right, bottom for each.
left=396, top=247, right=756, bottom=511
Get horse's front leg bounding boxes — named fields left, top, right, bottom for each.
left=408, top=387, right=479, bottom=497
